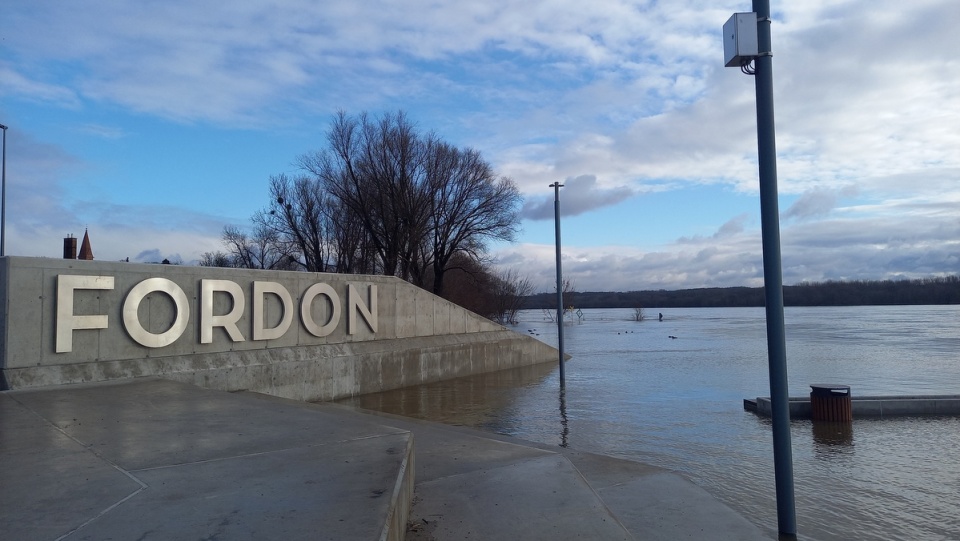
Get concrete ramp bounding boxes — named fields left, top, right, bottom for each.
left=336, top=406, right=773, bottom=541
left=2, top=378, right=772, bottom=540
left=0, top=379, right=414, bottom=541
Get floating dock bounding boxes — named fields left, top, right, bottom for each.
left=744, top=395, right=960, bottom=419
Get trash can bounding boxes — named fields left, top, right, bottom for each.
left=810, top=384, right=852, bottom=422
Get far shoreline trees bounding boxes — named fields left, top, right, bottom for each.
left=524, top=276, right=960, bottom=309
left=202, top=110, right=529, bottom=319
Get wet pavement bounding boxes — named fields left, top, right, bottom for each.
left=1, top=378, right=770, bottom=540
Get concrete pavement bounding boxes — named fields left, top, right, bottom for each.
left=1, top=379, right=413, bottom=541
left=329, top=405, right=773, bottom=541
left=1, top=378, right=772, bottom=540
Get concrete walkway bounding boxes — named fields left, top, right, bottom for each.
left=1, top=378, right=772, bottom=540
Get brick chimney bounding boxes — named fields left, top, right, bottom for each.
left=63, top=235, right=77, bottom=259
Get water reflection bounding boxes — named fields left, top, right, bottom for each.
left=811, top=421, right=854, bottom=458
left=558, top=388, right=569, bottom=448
left=340, top=361, right=557, bottom=429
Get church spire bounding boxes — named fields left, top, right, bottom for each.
left=78, top=228, right=94, bottom=260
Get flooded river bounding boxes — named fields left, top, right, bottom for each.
left=342, top=305, right=960, bottom=540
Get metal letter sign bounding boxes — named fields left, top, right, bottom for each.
left=54, top=274, right=379, bottom=352
left=122, top=278, right=191, bottom=348
left=56, top=275, right=115, bottom=353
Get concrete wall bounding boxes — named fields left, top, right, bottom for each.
left=0, top=257, right=559, bottom=401
left=751, top=395, right=960, bottom=419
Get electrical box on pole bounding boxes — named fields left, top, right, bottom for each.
left=723, top=12, right=759, bottom=67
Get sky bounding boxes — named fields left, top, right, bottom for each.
left=2, top=0, right=958, bottom=292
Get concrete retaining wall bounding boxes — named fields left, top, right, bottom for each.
left=0, top=257, right=559, bottom=401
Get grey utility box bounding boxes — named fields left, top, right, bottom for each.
left=723, top=12, right=759, bottom=67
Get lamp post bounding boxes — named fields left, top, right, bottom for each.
left=549, top=182, right=565, bottom=387
left=724, top=1, right=796, bottom=536
left=0, top=123, right=7, bottom=257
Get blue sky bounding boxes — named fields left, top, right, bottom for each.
left=2, top=0, right=958, bottom=291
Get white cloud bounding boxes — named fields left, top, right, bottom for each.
left=0, top=66, right=80, bottom=107
left=783, top=189, right=843, bottom=221
left=3, top=0, right=957, bottom=291
left=0, top=133, right=84, bottom=231
left=77, top=124, right=129, bottom=140
left=5, top=0, right=744, bottom=126
left=0, top=133, right=230, bottom=262
left=496, top=203, right=960, bottom=292
left=522, top=175, right=635, bottom=220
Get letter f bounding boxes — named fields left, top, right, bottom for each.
left=56, top=275, right=114, bottom=353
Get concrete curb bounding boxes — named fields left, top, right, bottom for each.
left=380, top=433, right=415, bottom=541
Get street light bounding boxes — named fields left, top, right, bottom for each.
left=724, top=1, right=796, bottom=536
left=549, top=182, right=565, bottom=387
left=0, top=123, right=7, bottom=257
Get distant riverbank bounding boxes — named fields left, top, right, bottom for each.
left=525, top=275, right=960, bottom=309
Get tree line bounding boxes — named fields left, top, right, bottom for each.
left=202, top=110, right=532, bottom=323
left=525, top=276, right=960, bottom=309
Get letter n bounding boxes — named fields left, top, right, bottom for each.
left=348, top=284, right=377, bottom=334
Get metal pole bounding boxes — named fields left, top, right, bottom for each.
left=752, top=0, right=796, bottom=536
left=0, top=123, right=7, bottom=257
left=550, top=182, right=565, bottom=387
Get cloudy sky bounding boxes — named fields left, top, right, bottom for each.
left=2, top=0, right=958, bottom=292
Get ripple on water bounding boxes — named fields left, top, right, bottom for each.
left=341, top=306, right=960, bottom=540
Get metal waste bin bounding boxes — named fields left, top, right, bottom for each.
left=810, top=384, right=852, bottom=422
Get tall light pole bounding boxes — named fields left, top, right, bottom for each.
left=549, top=182, right=565, bottom=387
left=725, top=1, right=796, bottom=536
left=0, top=123, right=7, bottom=257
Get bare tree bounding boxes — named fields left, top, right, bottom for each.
left=327, top=195, right=377, bottom=274
left=561, top=278, right=577, bottom=314
left=257, top=174, right=332, bottom=272
left=424, top=139, right=521, bottom=295
left=437, top=252, right=497, bottom=318
left=247, top=172, right=380, bottom=275
left=220, top=109, right=524, bottom=316
left=300, top=110, right=431, bottom=281
left=541, top=279, right=578, bottom=323
left=632, top=306, right=646, bottom=322
left=221, top=224, right=296, bottom=270
left=490, top=268, right=535, bottom=325
left=299, top=111, right=521, bottom=296
left=199, top=250, right=234, bottom=267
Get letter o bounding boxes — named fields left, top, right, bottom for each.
left=301, top=283, right=341, bottom=337
left=123, top=278, right=190, bottom=348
